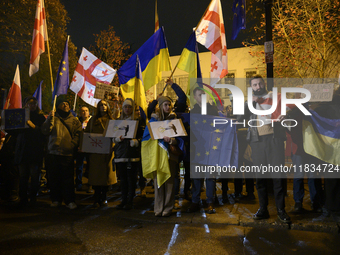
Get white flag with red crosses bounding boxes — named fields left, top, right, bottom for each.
left=70, top=47, right=116, bottom=107
left=196, top=0, right=228, bottom=85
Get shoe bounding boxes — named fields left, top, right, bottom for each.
left=75, top=184, right=82, bottom=191
left=253, top=208, right=270, bottom=220
left=313, top=207, right=330, bottom=222
left=242, top=193, right=256, bottom=201
left=155, top=212, right=162, bottom=217
left=140, top=188, right=146, bottom=198
left=277, top=209, right=291, bottom=223
left=187, top=203, right=200, bottom=213
left=206, top=203, right=216, bottom=214
left=222, top=196, right=229, bottom=204
left=228, top=194, right=235, bottom=204
left=87, top=186, right=94, bottom=193
left=50, top=201, right=61, bottom=207
left=174, top=200, right=181, bottom=210
left=162, top=211, right=172, bottom=217
left=92, top=202, right=100, bottom=209
left=100, top=200, right=108, bottom=207
left=123, top=203, right=133, bottom=210
left=66, top=202, right=77, bottom=210
left=294, top=202, right=303, bottom=212
left=116, top=202, right=126, bottom=210
left=312, top=202, right=322, bottom=213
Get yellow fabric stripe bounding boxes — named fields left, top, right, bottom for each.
left=120, top=77, right=147, bottom=114
left=177, top=48, right=197, bottom=96
left=141, top=139, right=170, bottom=188
left=303, top=119, right=340, bottom=165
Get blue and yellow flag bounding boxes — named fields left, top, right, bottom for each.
left=303, top=109, right=340, bottom=165
left=177, top=31, right=202, bottom=95
left=118, top=27, right=172, bottom=93
left=53, top=36, right=69, bottom=99
left=33, top=80, right=43, bottom=110
left=141, top=118, right=171, bottom=188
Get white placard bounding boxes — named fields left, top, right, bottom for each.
left=148, top=119, right=187, bottom=140
left=80, top=133, right=111, bottom=154
left=303, top=83, right=334, bottom=102
left=104, top=119, right=138, bottom=138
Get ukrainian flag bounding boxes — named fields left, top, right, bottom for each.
left=141, top=118, right=171, bottom=188
left=177, top=31, right=202, bottom=95
left=303, top=109, right=340, bottom=165
left=118, top=27, right=172, bottom=94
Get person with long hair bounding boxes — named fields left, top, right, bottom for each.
left=85, top=100, right=117, bottom=208
left=114, top=98, right=144, bottom=210
left=142, top=95, right=184, bottom=217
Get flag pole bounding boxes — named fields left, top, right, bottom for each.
left=73, top=92, right=77, bottom=112
left=168, top=0, right=212, bottom=81
left=44, top=0, right=54, bottom=92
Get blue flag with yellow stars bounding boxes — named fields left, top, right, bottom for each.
left=190, top=114, right=238, bottom=178
left=232, top=0, right=246, bottom=40
left=53, top=36, right=69, bottom=99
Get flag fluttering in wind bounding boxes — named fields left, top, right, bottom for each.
left=155, top=0, right=159, bottom=33
left=29, top=0, right=48, bottom=77
left=52, top=36, right=69, bottom=100
left=5, top=65, right=22, bottom=109
left=118, top=27, right=172, bottom=93
left=196, top=0, right=228, bottom=84
left=303, top=110, right=340, bottom=166
left=177, top=31, right=202, bottom=95
left=232, top=0, right=246, bottom=40
left=69, top=48, right=116, bottom=107
left=33, top=80, right=43, bottom=109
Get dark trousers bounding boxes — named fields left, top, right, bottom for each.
left=250, top=135, right=286, bottom=211
left=183, top=161, right=191, bottom=195
left=137, top=161, right=146, bottom=190
left=48, top=155, right=75, bottom=205
left=18, top=163, right=41, bottom=202
left=93, top=185, right=108, bottom=203
left=75, top=152, right=89, bottom=187
left=116, top=162, right=137, bottom=204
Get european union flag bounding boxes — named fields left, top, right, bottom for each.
left=232, top=0, right=246, bottom=40
left=53, top=36, right=69, bottom=99
left=33, top=80, right=43, bottom=109
left=190, top=114, right=238, bottom=178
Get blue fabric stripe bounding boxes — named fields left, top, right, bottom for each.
left=305, top=109, right=340, bottom=139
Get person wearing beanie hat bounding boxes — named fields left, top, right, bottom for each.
left=41, top=96, right=82, bottom=210
left=114, top=98, right=145, bottom=210
left=142, top=93, right=184, bottom=217
left=85, top=100, right=116, bottom=208
left=13, top=95, right=46, bottom=207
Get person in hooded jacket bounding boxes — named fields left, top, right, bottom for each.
left=41, top=96, right=82, bottom=210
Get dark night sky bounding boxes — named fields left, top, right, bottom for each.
left=60, top=0, right=248, bottom=56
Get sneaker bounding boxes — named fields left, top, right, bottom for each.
left=66, top=202, right=77, bottom=210
left=206, top=203, right=216, bottom=214
left=174, top=200, right=181, bottom=210
left=162, top=211, right=172, bottom=217
left=294, top=202, right=303, bottom=212
left=253, top=208, right=270, bottom=220
left=277, top=209, right=291, bottom=223
left=87, top=186, right=94, bottom=193
left=50, top=201, right=61, bottom=207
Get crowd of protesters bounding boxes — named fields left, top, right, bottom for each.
left=0, top=75, right=339, bottom=224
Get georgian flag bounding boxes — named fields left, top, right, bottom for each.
left=70, top=48, right=116, bottom=107
left=196, top=0, right=228, bottom=84
left=29, top=0, right=48, bottom=77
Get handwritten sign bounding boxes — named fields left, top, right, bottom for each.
left=147, top=119, right=187, bottom=140
left=303, top=83, right=334, bottom=102
left=104, top=119, right=138, bottom=138
left=80, top=133, right=111, bottom=154
left=94, top=82, right=119, bottom=102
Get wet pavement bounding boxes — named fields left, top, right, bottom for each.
left=0, top=179, right=340, bottom=254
